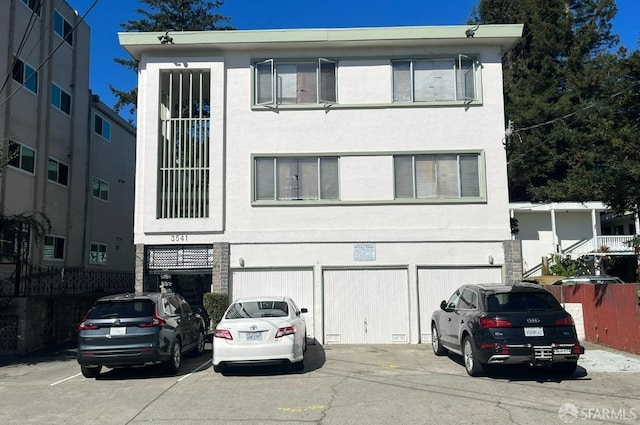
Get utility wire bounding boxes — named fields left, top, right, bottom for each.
left=0, top=0, right=100, bottom=108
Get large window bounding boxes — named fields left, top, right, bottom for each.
left=255, top=59, right=336, bottom=105
left=394, top=154, right=481, bottom=199
left=12, top=57, right=38, bottom=94
left=90, top=243, right=107, bottom=265
left=255, top=157, right=339, bottom=201
left=158, top=69, right=210, bottom=219
left=92, top=177, right=109, bottom=201
left=54, top=11, right=73, bottom=46
left=8, top=141, right=35, bottom=173
left=51, top=83, right=71, bottom=114
left=392, top=56, right=478, bottom=103
left=48, top=158, right=69, bottom=186
left=94, top=114, right=111, bottom=141
left=43, top=235, right=65, bottom=260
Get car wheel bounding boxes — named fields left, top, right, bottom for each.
left=431, top=324, right=447, bottom=356
left=213, top=364, right=223, bottom=373
left=165, top=339, right=181, bottom=375
left=303, top=333, right=308, bottom=353
left=463, top=336, right=485, bottom=377
left=553, top=361, right=577, bottom=376
left=80, top=365, right=102, bottom=378
left=292, top=358, right=304, bottom=371
left=194, top=328, right=205, bottom=356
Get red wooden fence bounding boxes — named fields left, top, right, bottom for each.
left=546, top=283, right=640, bottom=355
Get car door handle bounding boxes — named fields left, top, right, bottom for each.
left=448, top=317, right=452, bottom=321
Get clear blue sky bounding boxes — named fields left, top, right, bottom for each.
left=69, top=0, right=639, bottom=116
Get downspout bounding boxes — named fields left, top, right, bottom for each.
left=81, top=92, right=96, bottom=267
left=551, top=208, right=558, bottom=253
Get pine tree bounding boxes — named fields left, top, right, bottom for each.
left=110, top=0, right=233, bottom=120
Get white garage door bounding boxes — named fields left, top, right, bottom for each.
left=231, top=269, right=314, bottom=339
left=324, top=269, right=409, bottom=344
left=418, top=267, right=502, bottom=343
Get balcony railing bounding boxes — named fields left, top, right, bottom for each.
left=566, top=235, right=637, bottom=256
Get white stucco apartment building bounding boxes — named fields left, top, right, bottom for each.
left=119, top=24, right=523, bottom=344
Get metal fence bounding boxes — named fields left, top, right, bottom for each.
left=0, top=265, right=135, bottom=297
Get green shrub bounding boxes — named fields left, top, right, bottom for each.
left=203, top=292, right=228, bottom=328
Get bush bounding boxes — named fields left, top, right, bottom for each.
left=203, top=292, right=228, bottom=328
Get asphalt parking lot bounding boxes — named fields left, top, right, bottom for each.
left=2, top=341, right=640, bottom=425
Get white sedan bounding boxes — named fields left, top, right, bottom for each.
left=213, top=296, right=307, bottom=372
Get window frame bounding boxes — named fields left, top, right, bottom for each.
left=8, top=141, right=36, bottom=174
left=392, top=54, right=480, bottom=104
left=54, top=11, right=73, bottom=46
left=12, top=56, right=38, bottom=94
left=393, top=152, right=485, bottom=202
left=47, top=157, right=69, bottom=186
left=51, top=82, right=72, bottom=115
left=43, top=235, right=65, bottom=261
left=253, top=156, right=340, bottom=202
left=94, top=113, right=111, bottom=141
left=89, top=242, right=107, bottom=265
left=20, top=0, right=42, bottom=14
left=253, top=58, right=337, bottom=107
left=92, top=177, right=109, bottom=201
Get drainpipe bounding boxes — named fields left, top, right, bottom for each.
left=592, top=208, right=598, bottom=253
left=551, top=208, right=559, bottom=253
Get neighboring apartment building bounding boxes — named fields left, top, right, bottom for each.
left=0, top=0, right=136, bottom=282
left=119, top=24, right=523, bottom=344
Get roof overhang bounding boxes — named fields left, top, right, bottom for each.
left=118, top=24, right=524, bottom=60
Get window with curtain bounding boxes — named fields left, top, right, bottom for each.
left=255, top=58, right=337, bottom=105
left=255, top=157, right=339, bottom=201
left=394, top=153, right=481, bottom=199
left=392, top=56, right=479, bottom=103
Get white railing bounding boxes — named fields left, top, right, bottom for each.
left=566, top=236, right=636, bottom=256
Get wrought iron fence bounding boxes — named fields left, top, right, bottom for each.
left=1, top=264, right=134, bottom=297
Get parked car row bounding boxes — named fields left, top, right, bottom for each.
left=78, top=284, right=583, bottom=379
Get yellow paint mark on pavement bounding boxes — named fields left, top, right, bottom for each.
left=381, top=364, right=398, bottom=369
left=279, top=404, right=324, bottom=413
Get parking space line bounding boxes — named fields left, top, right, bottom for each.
left=177, top=359, right=212, bottom=382
left=50, top=373, right=82, bottom=386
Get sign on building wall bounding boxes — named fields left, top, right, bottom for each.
left=354, top=244, right=376, bottom=261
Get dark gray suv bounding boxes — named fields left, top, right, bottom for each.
left=77, top=292, right=206, bottom=378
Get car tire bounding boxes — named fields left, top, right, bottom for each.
left=303, top=333, right=308, bottom=353
left=292, top=358, right=304, bottom=371
left=553, top=361, right=577, bottom=376
left=463, top=336, right=485, bottom=377
left=194, top=328, right=205, bottom=356
left=165, top=339, right=181, bottom=375
left=431, top=324, right=447, bottom=356
left=213, top=364, right=223, bottom=373
left=80, top=365, right=102, bottom=378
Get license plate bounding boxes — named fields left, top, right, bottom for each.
left=524, top=327, right=544, bottom=337
left=110, top=327, right=126, bottom=336
left=554, top=348, right=572, bottom=355
left=245, top=332, right=262, bottom=342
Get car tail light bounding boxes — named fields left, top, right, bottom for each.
left=555, top=316, right=575, bottom=326
left=138, top=305, right=166, bottom=328
left=572, top=343, right=584, bottom=354
left=275, top=326, right=296, bottom=338
left=78, top=322, right=99, bottom=330
left=480, top=317, right=512, bottom=329
left=214, top=329, right=233, bottom=340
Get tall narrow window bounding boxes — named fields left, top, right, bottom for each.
left=94, top=114, right=111, bottom=141
left=51, top=83, right=71, bottom=114
left=159, top=69, right=211, bottom=218
left=255, top=157, right=339, bottom=201
left=43, top=235, right=65, bottom=260
left=12, top=57, right=38, bottom=94
left=48, top=158, right=69, bottom=186
left=54, top=11, right=73, bottom=46
left=92, top=177, right=109, bottom=201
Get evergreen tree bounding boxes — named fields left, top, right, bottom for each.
left=110, top=0, right=233, bottom=120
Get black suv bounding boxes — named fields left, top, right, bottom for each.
left=431, top=283, right=584, bottom=377
left=77, top=292, right=206, bottom=378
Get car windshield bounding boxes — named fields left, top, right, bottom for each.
left=225, top=300, right=289, bottom=319
left=87, top=300, right=155, bottom=319
left=486, top=291, right=563, bottom=312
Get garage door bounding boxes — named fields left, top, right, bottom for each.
left=418, top=267, right=502, bottom=343
left=231, top=269, right=314, bottom=339
left=324, top=269, right=409, bottom=344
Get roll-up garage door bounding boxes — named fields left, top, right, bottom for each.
left=324, top=269, right=409, bottom=344
left=418, top=267, right=502, bottom=343
left=231, top=268, right=314, bottom=339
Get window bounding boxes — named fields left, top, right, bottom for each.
left=392, top=56, right=478, bottom=103
left=54, top=11, right=73, bottom=46
left=51, top=83, right=71, bottom=114
left=90, top=243, right=107, bottom=264
left=158, top=69, right=211, bottom=219
left=43, top=235, right=65, bottom=260
left=394, top=154, right=481, bottom=199
left=20, top=0, right=42, bottom=14
left=47, top=158, right=69, bottom=186
left=94, top=114, right=111, bottom=141
left=255, top=157, right=339, bottom=201
left=12, top=57, right=38, bottom=94
left=92, top=177, right=109, bottom=201
left=8, top=141, right=35, bottom=173
left=255, top=58, right=336, bottom=105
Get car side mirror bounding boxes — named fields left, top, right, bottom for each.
left=300, top=308, right=308, bottom=314
left=440, top=300, right=448, bottom=310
